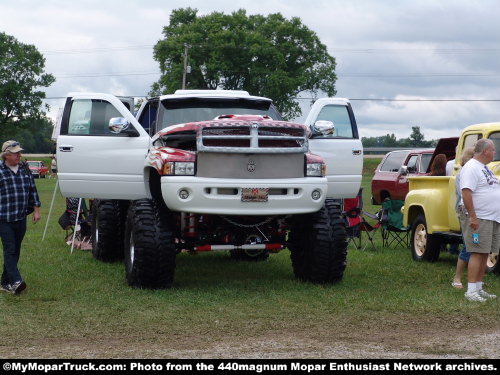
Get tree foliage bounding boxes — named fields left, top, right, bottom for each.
left=151, top=8, right=337, bottom=119
left=362, top=126, right=436, bottom=148
left=0, top=32, right=55, bottom=127
left=0, top=116, right=54, bottom=153
left=408, top=126, right=425, bottom=146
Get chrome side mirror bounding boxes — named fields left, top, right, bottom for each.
left=109, top=117, right=131, bottom=134
left=399, top=165, right=408, bottom=176
left=312, top=120, right=335, bottom=136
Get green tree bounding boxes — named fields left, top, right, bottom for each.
left=151, top=8, right=337, bottom=119
left=382, top=133, right=398, bottom=147
left=361, top=136, right=377, bottom=147
left=0, top=116, right=54, bottom=153
left=409, top=126, right=425, bottom=147
left=0, top=32, right=55, bottom=127
left=362, top=134, right=398, bottom=147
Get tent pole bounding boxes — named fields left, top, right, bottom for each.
left=70, top=198, right=83, bottom=254
left=42, top=180, right=59, bottom=241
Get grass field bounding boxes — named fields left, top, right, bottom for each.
left=0, top=158, right=498, bottom=358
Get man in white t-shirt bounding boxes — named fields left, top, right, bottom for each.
left=460, top=138, right=500, bottom=302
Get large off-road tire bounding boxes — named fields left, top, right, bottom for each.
left=91, top=199, right=128, bottom=262
left=325, top=199, right=348, bottom=273
left=124, top=199, right=176, bottom=289
left=410, top=214, right=441, bottom=262
left=288, top=206, right=347, bottom=284
left=486, top=253, right=499, bottom=275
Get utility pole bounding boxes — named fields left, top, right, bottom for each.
left=182, top=44, right=190, bottom=89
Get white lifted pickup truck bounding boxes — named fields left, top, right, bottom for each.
left=56, top=90, right=363, bottom=289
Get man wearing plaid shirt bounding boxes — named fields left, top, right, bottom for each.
left=0, top=140, right=41, bottom=294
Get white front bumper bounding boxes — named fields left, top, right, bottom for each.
left=161, top=176, right=327, bottom=215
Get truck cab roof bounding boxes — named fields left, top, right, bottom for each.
left=462, top=122, right=500, bottom=133
left=159, top=90, right=272, bottom=102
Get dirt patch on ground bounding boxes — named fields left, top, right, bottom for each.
left=2, top=324, right=498, bottom=359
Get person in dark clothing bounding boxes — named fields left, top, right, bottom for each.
left=0, top=140, right=41, bottom=294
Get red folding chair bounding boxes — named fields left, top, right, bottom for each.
left=343, top=189, right=381, bottom=251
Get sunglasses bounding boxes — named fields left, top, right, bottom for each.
left=2, top=142, right=21, bottom=153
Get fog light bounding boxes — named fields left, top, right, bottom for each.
left=179, top=189, right=190, bottom=199
left=311, top=189, right=321, bottom=201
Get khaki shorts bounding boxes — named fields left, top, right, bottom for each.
left=458, top=209, right=500, bottom=254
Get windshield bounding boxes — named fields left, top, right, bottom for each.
left=420, top=153, right=433, bottom=173
left=379, top=151, right=409, bottom=172
left=158, top=98, right=282, bottom=129
left=27, top=161, right=39, bottom=167
left=489, top=132, right=500, bottom=161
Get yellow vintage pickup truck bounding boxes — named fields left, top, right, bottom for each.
left=403, top=122, right=500, bottom=273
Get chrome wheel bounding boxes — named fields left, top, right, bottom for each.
left=414, top=223, right=427, bottom=257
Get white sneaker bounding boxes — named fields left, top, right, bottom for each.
left=478, top=289, right=497, bottom=299
left=10, top=281, right=26, bottom=295
left=0, top=284, right=12, bottom=293
left=465, top=291, right=486, bottom=302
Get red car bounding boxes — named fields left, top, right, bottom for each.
left=27, top=160, right=49, bottom=178
left=371, top=137, right=458, bottom=205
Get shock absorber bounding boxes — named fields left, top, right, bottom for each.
left=182, top=212, right=197, bottom=238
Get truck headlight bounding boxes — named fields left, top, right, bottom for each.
left=162, top=162, right=195, bottom=176
left=306, top=163, right=326, bottom=177
left=175, top=162, right=195, bottom=175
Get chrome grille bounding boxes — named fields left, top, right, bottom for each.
left=197, top=122, right=308, bottom=153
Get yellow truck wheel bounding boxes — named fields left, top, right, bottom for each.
left=487, top=253, right=499, bottom=275
left=410, top=214, right=441, bottom=262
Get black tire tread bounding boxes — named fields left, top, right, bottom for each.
left=124, top=199, right=176, bottom=289
left=289, top=204, right=347, bottom=284
left=91, top=199, right=127, bottom=262
left=325, top=199, right=348, bottom=282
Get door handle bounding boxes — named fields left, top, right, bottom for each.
left=352, top=149, right=362, bottom=155
left=59, top=145, right=74, bottom=152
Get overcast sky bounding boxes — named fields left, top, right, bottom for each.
left=1, top=0, right=499, bottom=139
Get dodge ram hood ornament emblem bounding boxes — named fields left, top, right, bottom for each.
left=247, top=160, right=256, bottom=173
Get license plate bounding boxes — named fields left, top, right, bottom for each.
left=241, top=188, right=269, bottom=202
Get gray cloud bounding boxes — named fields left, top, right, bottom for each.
left=1, top=0, right=499, bottom=139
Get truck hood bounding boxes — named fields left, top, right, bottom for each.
left=152, top=117, right=309, bottom=140
left=426, top=137, right=459, bottom=173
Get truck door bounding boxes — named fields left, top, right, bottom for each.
left=117, top=96, right=135, bottom=114
left=396, top=154, right=418, bottom=200
left=57, top=93, right=150, bottom=199
left=305, top=98, right=363, bottom=199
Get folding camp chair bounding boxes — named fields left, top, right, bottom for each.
left=380, top=199, right=410, bottom=248
left=59, top=198, right=93, bottom=251
left=343, top=189, right=380, bottom=251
